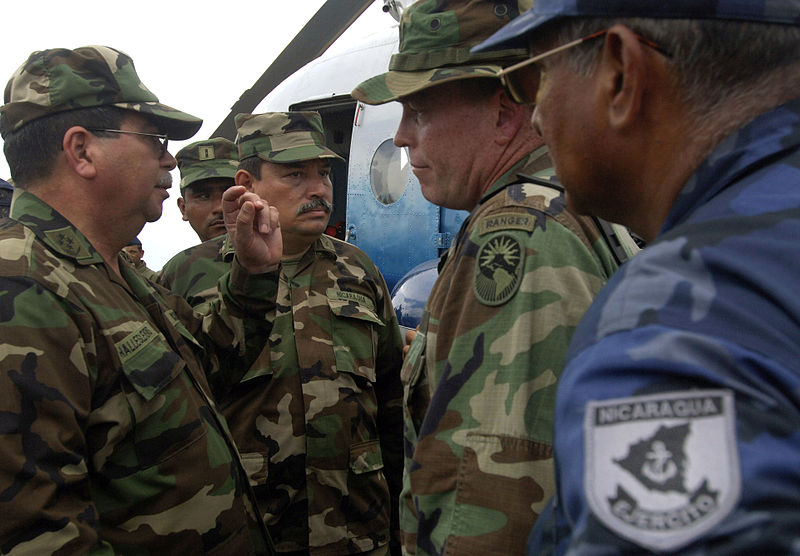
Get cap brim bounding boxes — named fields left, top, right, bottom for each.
left=114, top=101, right=203, bottom=140
left=472, top=10, right=559, bottom=53
left=351, top=65, right=504, bottom=105
left=260, top=145, right=344, bottom=164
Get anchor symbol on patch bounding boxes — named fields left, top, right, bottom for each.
left=641, top=441, right=678, bottom=484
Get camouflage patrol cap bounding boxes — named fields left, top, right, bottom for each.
left=235, top=112, right=343, bottom=164
left=351, top=0, right=532, bottom=105
left=474, top=0, right=800, bottom=53
left=0, top=45, right=202, bottom=139
left=176, top=137, right=239, bottom=192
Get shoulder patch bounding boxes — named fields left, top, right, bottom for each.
left=584, top=390, right=740, bottom=552
left=477, top=211, right=536, bottom=235
left=473, top=234, right=524, bottom=306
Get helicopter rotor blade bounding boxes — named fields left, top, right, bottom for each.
left=212, top=0, right=374, bottom=139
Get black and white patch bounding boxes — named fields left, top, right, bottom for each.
left=473, top=234, right=523, bottom=306
left=584, top=390, right=739, bottom=552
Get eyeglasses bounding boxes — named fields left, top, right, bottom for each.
left=499, top=30, right=671, bottom=105
left=87, top=128, right=169, bottom=157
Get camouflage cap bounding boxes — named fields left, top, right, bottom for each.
left=0, top=45, right=202, bottom=140
left=351, top=0, right=532, bottom=105
left=176, top=137, right=239, bottom=192
left=235, top=112, right=344, bottom=164
left=475, top=0, right=800, bottom=53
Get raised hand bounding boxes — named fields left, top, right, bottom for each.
left=223, top=185, right=282, bottom=273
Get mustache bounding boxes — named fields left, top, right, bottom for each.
left=157, top=174, right=172, bottom=187
left=297, top=198, right=332, bottom=215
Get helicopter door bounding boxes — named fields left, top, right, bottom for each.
left=347, top=101, right=441, bottom=291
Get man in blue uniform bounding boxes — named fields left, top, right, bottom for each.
left=476, top=1, right=800, bottom=553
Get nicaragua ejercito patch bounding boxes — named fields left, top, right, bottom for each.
left=473, top=234, right=523, bottom=306
left=584, top=390, right=740, bottom=552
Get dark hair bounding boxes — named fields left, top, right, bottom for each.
left=1, top=106, right=127, bottom=186
left=237, top=156, right=263, bottom=180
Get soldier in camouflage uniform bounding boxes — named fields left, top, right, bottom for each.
left=158, top=137, right=239, bottom=298
left=122, top=236, right=160, bottom=281
left=162, top=111, right=405, bottom=554
left=477, top=0, right=800, bottom=553
left=0, top=45, right=281, bottom=555
left=352, top=1, right=633, bottom=554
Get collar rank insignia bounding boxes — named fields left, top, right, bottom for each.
left=584, top=389, right=740, bottom=552
left=473, top=233, right=523, bottom=306
left=44, top=227, right=91, bottom=259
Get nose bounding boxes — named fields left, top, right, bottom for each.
left=310, top=170, right=332, bottom=198
left=161, top=150, right=177, bottom=171
left=393, top=107, right=413, bottom=148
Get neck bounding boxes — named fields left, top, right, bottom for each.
left=480, top=135, right=543, bottom=198
left=281, top=235, right=317, bottom=260
left=28, top=180, right=138, bottom=277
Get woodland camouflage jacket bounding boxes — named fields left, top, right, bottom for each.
left=399, top=148, right=622, bottom=555
left=159, top=233, right=405, bottom=554
left=0, top=191, right=275, bottom=555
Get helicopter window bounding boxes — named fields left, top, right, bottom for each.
left=370, top=139, right=409, bottom=205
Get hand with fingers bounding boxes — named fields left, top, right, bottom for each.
left=223, top=185, right=282, bottom=273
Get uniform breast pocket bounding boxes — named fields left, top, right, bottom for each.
left=327, top=298, right=383, bottom=384
left=119, top=327, right=210, bottom=468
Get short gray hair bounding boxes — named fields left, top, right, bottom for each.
left=554, top=18, right=800, bottom=117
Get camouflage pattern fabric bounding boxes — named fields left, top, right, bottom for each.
left=119, top=246, right=160, bottom=282
left=528, top=98, right=800, bottom=555
left=1, top=45, right=201, bottom=139
left=133, top=259, right=159, bottom=282
left=236, top=112, right=343, bottom=164
left=158, top=234, right=229, bottom=305
left=160, top=233, right=405, bottom=554
left=176, top=137, right=239, bottom=192
left=399, top=147, right=622, bottom=555
left=0, top=190, right=276, bottom=555
left=351, top=0, right=531, bottom=105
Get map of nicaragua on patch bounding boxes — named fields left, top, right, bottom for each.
left=584, top=390, right=740, bottom=552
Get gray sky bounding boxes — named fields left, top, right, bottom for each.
left=1, top=0, right=391, bottom=269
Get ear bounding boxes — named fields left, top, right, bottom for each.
left=235, top=168, right=254, bottom=191
left=62, top=126, right=98, bottom=179
left=495, top=88, right=527, bottom=146
left=597, top=24, right=648, bottom=130
left=177, top=196, right=188, bottom=220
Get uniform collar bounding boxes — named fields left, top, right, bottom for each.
left=10, top=190, right=104, bottom=265
left=661, top=97, right=800, bottom=235
left=480, top=144, right=551, bottom=202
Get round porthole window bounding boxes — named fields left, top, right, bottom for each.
left=370, top=139, right=409, bottom=205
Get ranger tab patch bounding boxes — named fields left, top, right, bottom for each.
left=584, top=390, right=740, bottom=552
left=473, top=234, right=523, bottom=306
left=477, top=211, right=536, bottom=235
